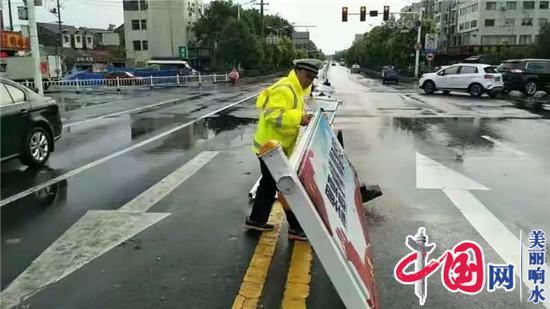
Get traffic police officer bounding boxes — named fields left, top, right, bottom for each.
left=244, top=58, right=324, bottom=241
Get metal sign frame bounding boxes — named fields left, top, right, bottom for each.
left=259, top=111, right=374, bottom=309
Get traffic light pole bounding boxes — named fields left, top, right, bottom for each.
left=414, top=9, right=423, bottom=78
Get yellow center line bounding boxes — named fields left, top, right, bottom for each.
left=281, top=241, right=313, bottom=309
left=232, top=202, right=285, bottom=309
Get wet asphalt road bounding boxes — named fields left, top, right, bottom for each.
left=1, top=67, right=549, bottom=309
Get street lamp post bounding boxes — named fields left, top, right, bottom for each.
left=414, top=8, right=424, bottom=78
left=28, top=0, right=43, bottom=95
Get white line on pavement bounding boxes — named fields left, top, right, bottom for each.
left=417, top=152, right=548, bottom=307
left=0, top=93, right=258, bottom=208
left=120, top=151, right=219, bottom=212
left=0, top=211, right=169, bottom=309
left=1, top=151, right=219, bottom=308
left=443, top=189, right=550, bottom=309
left=63, top=94, right=201, bottom=128
left=481, top=135, right=526, bottom=156
left=416, top=152, right=489, bottom=190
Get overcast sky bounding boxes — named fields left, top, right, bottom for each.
left=2, top=0, right=412, bottom=54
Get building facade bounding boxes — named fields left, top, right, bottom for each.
left=123, top=0, right=203, bottom=66
left=36, top=23, right=124, bottom=72
left=456, top=0, right=549, bottom=46
left=433, top=0, right=459, bottom=49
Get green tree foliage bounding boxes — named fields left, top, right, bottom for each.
left=531, top=23, right=550, bottom=58
left=278, top=37, right=297, bottom=67
left=193, top=0, right=323, bottom=73
left=342, top=19, right=437, bottom=73
left=218, top=19, right=264, bottom=70
left=192, top=1, right=236, bottom=49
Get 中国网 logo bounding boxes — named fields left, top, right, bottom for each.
left=394, top=227, right=546, bottom=306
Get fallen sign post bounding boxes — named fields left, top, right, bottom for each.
left=260, top=111, right=379, bottom=309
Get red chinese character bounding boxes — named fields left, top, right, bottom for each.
left=441, top=241, right=485, bottom=294
left=395, top=240, right=485, bottom=295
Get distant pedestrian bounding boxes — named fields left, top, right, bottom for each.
left=244, top=58, right=324, bottom=241
left=229, top=67, right=239, bottom=86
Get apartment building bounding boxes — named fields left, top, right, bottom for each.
left=456, top=0, right=549, bottom=46
left=123, top=0, right=202, bottom=66
left=433, top=0, right=460, bottom=48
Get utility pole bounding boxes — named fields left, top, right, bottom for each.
left=260, top=0, right=264, bottom=39
left=253, top=0, right=268, bottom=39
left=28, top=0, right=44, bottom=95
left=8, top=0, right=14, bottom=30
left=57, top=0, right=62, bottom=59
left=414, top=8, right=424, bottom=78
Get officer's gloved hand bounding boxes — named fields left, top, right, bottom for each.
left=301, top=114, right=313, bottom=126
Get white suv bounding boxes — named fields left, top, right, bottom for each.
left=419, top=63, right=504, bottom=98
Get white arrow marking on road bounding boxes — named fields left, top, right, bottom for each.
left=481, top=135, right=526, bottom=157
left=1, top=151, right=219, bottom=308
left=0, top=211, right=169, bottom=309
left=416, top=151, right=550, bottom=309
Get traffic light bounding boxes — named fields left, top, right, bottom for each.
left=370, top=10, right=378, bottom=17
left=383, top=6, right=390, bottom=21
left=342, top=7, right=348, bottom=22
left=360, top=6, right=366, bottom=21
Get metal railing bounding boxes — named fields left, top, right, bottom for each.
left=19, top=73, right=229, bottom=92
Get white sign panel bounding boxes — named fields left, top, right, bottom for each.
left=262, top=112, right=379, bottom=309
left=424, top=33, right=438, bottom=51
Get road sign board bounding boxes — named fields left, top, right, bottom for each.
left=426, top=53, right=434, bottom=61
left=178, top=46, right=187, bottom=58
left=424, top=33, right=437, bottom=51
left=17, top=7, right=28, bottom=20
left=261, top=112, right=379, bottom=309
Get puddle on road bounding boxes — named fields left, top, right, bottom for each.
left=392, top=117, right=501, bottom=151
left=142, top=113, right=257, bottom=153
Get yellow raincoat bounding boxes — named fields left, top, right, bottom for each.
left=253, top=70, right=308, bottom=156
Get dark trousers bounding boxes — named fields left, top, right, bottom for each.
left=249, top=158, right=303, bottom=232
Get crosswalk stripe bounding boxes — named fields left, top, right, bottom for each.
left=120, top=151, right=219, bottom=212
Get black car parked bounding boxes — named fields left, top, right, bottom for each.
left=1, top=78, right=62, bottom=167
left=497, top=59, right=550, bottom=96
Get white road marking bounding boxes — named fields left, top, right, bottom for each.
left=1, top=151, right=219, bottom=308
left=0, top=211, right=169, bottom=309
left=63, top=94, right=200, bottom=128
left=416, top=152, right=489, bottom=190
left=417, top=152, right=549, bottom=308
left=120, top=151, right=219, bottom=212
left=481, top=135, right=527, bottom=156
left=443, top=189, right=549, bottom=309
left=0, top=93, right=257, bottom=208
